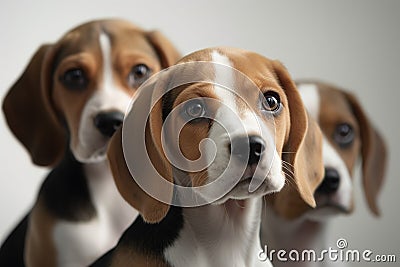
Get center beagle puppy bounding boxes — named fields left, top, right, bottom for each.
left=0, top=19, right=180, bottom=267
left=261, top=81, right=387, bottom=267
left=90, top=47, right=324, bottom=266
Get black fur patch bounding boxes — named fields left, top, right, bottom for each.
left=40, top=149, right=96, bottom=221
left=0, top=214, right=28, bottom=267
left=119, top=206, right=183, bottom=255
left=90, top=206, right=183, bottom=266
left=89, top=247, right=114, bottom=267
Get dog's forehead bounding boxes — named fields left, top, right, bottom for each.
left=54, top=20, right=156, bottom=63
left=56, top=26, right=102, bottom=57
left=102, top=21, right=158, bottom=57
left=177, top=48, right=281, bottom=97
left=225, top=50, right=276, bottom=81
left=62, top=19, right=142, bottom=42
left=181, top=48, right=277, bottom=79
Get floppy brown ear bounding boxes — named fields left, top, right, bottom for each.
left=344, top=92, right=387, bottom=216
left=107, top=79, right=173, bottom=223
left=146, top=30, right=181, bottom=68
left=2, top=45, right=66, bottom=167
left=270, top=61, right=324, bottom=218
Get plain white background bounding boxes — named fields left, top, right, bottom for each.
left=0, top=0, right=399, bottom=266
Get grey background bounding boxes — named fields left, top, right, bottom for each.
left=0, top=0, right=399, bottom=266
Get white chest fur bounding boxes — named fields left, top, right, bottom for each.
left=52, top=161, right=138, bottom=267
left=164, top=199, right=272, bottom=267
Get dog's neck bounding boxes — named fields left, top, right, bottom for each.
left=164, top=198, right=272, bottom=267
left=83, top=159, right=114, bottom=205
left=83, top=158, right=136, bottom=233
left=261, top=208, right=346, bottom=267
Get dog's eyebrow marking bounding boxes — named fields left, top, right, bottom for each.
left=298, top=83, right=320, bottom=122
left=99, top=32, right=114, bottom=93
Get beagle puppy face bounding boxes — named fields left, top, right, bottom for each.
left=108, top=47, right=324, bottom=223
left=164, top=50, right=290, bottom=202
left=297, top=81, right=387, bottom=220
left=52, top=20, right=164, bottom=163
left=3, top=19, right=180, bottom=166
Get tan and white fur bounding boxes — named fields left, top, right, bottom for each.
left=90, top=47, right=324, bottom=267
left=0, top=19, right=180, bottom=267
left=261, top=81, right=387, bottom=267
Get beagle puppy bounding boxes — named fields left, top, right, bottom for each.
left=261, top=81, right=387, bottom=267
left=90, top=47, right=324, bottom=266
left=0, top=19, right=180, bottom=267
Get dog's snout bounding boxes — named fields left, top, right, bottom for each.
left=316, top=167, right=340, bottom=194
left=230, top=135, right=265, bottom=165
left=94, top=111, right=124, bottom=137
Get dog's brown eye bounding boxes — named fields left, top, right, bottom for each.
left=60, top=68, right=88, bottom=90
left=128, top=64, right=151, bottom=87
left=334, top=123, right=354, bottom=148
left=262, top=92, right=281, bottom=113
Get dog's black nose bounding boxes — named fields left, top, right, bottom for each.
left=316, top=167, right=340, bottom=194
left=94, top=111, right=124, bottom=137
left=230, top=135, right=265, bottom=165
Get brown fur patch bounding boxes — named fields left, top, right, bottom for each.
left=111, top=248, right=171, bottom=267
left=318, top=85, right=360, bottom=172
left=25, top=197, right=57, bottom=267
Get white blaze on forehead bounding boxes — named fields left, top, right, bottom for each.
left=210, top=50, right=240, bottom=137
left=99, top=33, right=114, bottom=93
left=211, top=50, right=233, bottom=84
left=96, top=32, right=131, bottom=112
left=211, top=50, right=237, bottom=112
left=298, top=83, right=320, bottom=121
left=210, top=50, right=264, bottom=137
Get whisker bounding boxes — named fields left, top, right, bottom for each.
left=282, top=160, right=295, bottom=168
left=282, top=164, right=294, bottom=174
left=281, top=167, right=296, bottom=186
left=281, top=170, right=303, bottom=196
left=283, top=175, right=296, bottom=188
left=282, top=168, right=295, bottom=177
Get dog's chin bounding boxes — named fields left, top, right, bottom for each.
left=306, top=199, right=352, bottom=222
left=72, top=143, right=108, bottom=164
left=213, top=177, right=283, bottom=205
